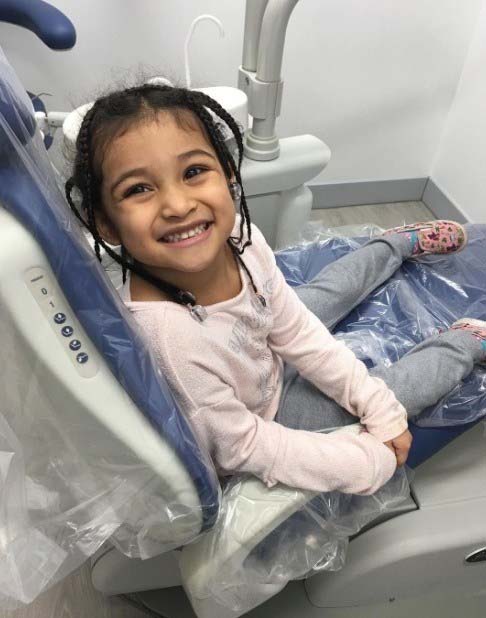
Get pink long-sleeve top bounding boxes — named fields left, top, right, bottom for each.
left=121, top=222, right=408, bottom=494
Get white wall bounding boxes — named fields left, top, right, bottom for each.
left=0, top=1, right=482, bottom=184
left=431, top=1, right=486, bottom=222
left=283, top=0, right=482, bottom=183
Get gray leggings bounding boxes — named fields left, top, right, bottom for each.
left=276, top=234, right=484, bottom=432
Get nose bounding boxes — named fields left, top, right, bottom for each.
left=159, top=183, right=197, bottom=219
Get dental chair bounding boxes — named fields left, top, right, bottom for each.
left=1, top=8, right=486, bottom=618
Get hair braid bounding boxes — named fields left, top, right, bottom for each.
left=185, top=90, right=252, bottom=253
left=76, top=103, right=103, bottom=260
left=186, top=91, right=251, bottom=249
left=69, top=93, right=186, bottom=303
left=65, top=177, right=90, bottom=230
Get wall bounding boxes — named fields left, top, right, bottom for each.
left=431, top=0, right=486, bottom=222
left=0, top=1, right=482, bottom=184
left=283, top=0, right=481, bottom=183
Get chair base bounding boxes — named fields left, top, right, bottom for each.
left=96, top=422, right=486, bottom=617
left=133, top=581, right=486, bottom=618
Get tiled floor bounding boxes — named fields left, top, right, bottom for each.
left=310, top=201, right=433, bottom=228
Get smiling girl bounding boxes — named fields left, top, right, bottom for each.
left=66, top=84, right=486, bottom=494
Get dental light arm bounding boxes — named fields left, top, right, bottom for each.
left=239, top=0, right=300, bottom=161
left=241, top=0, right=269, bottom=71
left=0, top=0, right=76, bottom=50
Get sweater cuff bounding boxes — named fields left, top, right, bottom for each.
left=365, top=416, right=409, bottom=443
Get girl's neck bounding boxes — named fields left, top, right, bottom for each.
left=129, top=243, right=242, bottom=306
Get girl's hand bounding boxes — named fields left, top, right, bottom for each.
left=384, top=429, right=413, bottom=467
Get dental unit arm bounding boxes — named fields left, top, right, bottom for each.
left=235, top=0, right=331, bottom=247
left=239, top=0, right=298, bottom=161
left=0, top=0, right=75, bottom=50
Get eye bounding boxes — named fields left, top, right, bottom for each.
left=123, top=183, right=151, bottom=198
left=184, top=166, right=207, bottom=180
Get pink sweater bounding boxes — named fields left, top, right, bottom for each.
left=121, top=223, right=408, bottom=494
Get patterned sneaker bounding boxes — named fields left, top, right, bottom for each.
left=383, top=220, right=467, bottom=256
left=450, top=318, right=486, bottom=362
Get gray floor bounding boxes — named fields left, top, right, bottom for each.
left=2, top=201, right=435, bottom=618
left=310, top=200, right=433, bottom=228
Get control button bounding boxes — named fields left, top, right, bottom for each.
left=54, top=312, right=66, bottom=324
left=69, top=339, right=82, bottom=351
left=61, top=325, right=74, bottom=337
left=76, top=352, right=89, bottom=364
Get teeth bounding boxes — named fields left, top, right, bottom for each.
left=164, top=223, right=208, bottom=243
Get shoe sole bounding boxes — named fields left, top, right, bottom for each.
left=452, top=318, right=486, bottom=367
left=452, top=317, right=486, bottom=330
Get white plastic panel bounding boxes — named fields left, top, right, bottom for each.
left=0, top=206, right=203, bottom=605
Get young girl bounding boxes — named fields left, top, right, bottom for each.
left=66, top=84, right=486, bottom=496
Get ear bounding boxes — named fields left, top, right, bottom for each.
left=228, top=180, right=242, bottom=202
left=94, top=209, right=122, bottom=246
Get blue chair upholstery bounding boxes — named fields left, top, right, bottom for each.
left=0, top=0, right=76, bottom=50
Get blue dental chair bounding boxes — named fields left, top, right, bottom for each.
left=1, top=5, right=486, bottom=618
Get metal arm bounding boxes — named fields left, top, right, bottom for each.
left=241, top=0, right=268, bottom=71
left=255, top=0, right=299, bottom=82
left=239, top=0, right=299, bottom=161
left=0, top=0, right=76, bottom=50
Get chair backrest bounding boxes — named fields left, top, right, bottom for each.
left=0, top=51, right=219, bottom=606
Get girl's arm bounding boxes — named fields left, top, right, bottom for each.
left=189, top=382, right=397, bottom=494
left=264, top=242, right=408, bottom=443
left=147, top=301, right=396, bottom=494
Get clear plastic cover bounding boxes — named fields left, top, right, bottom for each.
left=196, top=464, right=410, bottom=614
left=278, top=221, right=486, bottom=428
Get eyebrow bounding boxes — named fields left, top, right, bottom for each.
left=109, top=149, right=216, bottom=195
left=177, top=148, right=216, bottom=162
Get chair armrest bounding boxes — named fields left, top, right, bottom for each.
left=179, top=425, right=363, bottom=617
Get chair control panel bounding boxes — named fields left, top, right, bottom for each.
left=24, top=266, right=98, bottom=378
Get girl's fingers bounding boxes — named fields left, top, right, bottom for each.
left=385, top=437, right=411, bottom=466
left=395, top=445, right=410, bottom=467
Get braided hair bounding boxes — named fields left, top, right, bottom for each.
left=65, top=83, right=255, bottom=307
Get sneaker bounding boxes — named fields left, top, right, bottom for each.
left=450, top=318, right=486, bottom=362
left=383, top=220, right=467, bottom=256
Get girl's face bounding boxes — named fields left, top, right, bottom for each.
left=97, top=111, right=236, bottom=280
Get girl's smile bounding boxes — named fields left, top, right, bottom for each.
left=96, top=111, right=240, bottom=303
left=159, top=219, right=213, bottom=246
